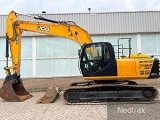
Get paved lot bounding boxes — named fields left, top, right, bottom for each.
left=0, top=90, right=160, bottom=120
left=0, top=77, right=160, bottom=120
left=0, top=92, right=107, bottom=120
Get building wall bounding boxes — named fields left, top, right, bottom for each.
left=1, top=11, right=160, bottom=37
left=0, top=33, right=160, bottom=78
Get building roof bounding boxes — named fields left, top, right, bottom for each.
left=0, top=11, right=160, bottom=37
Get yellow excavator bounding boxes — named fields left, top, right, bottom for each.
left=0, top=11, right=159, bottom=103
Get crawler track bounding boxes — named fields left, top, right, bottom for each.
left=64, top=81, right=158, bottom=104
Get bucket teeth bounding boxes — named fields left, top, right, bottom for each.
left=36, top=84, right=60, bottom=103
left=0, top=80, right=32, bottom=102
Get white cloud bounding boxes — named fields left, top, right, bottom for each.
left=125, top=0, right=134, bottom=11
left=154, top=5, right=160, bottom=10
left=1, top=0, right=160, bottom=14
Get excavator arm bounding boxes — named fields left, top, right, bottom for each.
left=5, top=11, right=92, bottom=76
left=0, top=11, right=92, bottom=102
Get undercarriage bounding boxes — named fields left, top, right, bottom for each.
left=64, top=81, right=159, bottom=104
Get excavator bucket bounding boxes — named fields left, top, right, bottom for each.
left=0, top=79, right=32, bottom=102
left=36, top=84, right=61, bottom=103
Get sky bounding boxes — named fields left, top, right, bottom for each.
left=0, top=0, right=160, bottom=14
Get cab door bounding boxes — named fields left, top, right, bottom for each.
left=80, top=42, right=117, bottom=77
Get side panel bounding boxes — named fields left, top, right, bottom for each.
left=117, top=58, right=154, bottom=78
left=117, top=59, right=137, bottom=76
left=136, top=59, right=153, bottom=76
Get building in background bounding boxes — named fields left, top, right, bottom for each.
left=0, top=11, right=160, bottom=78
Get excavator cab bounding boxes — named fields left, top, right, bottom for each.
left=80, top=42, right=117, bottom=77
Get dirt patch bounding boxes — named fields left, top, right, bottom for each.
left=0, top=76, right=84, bottom=92
left=1, top=77, right=160, bottom=92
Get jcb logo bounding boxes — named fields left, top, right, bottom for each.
left=38, top=26, right=50, bottom=32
